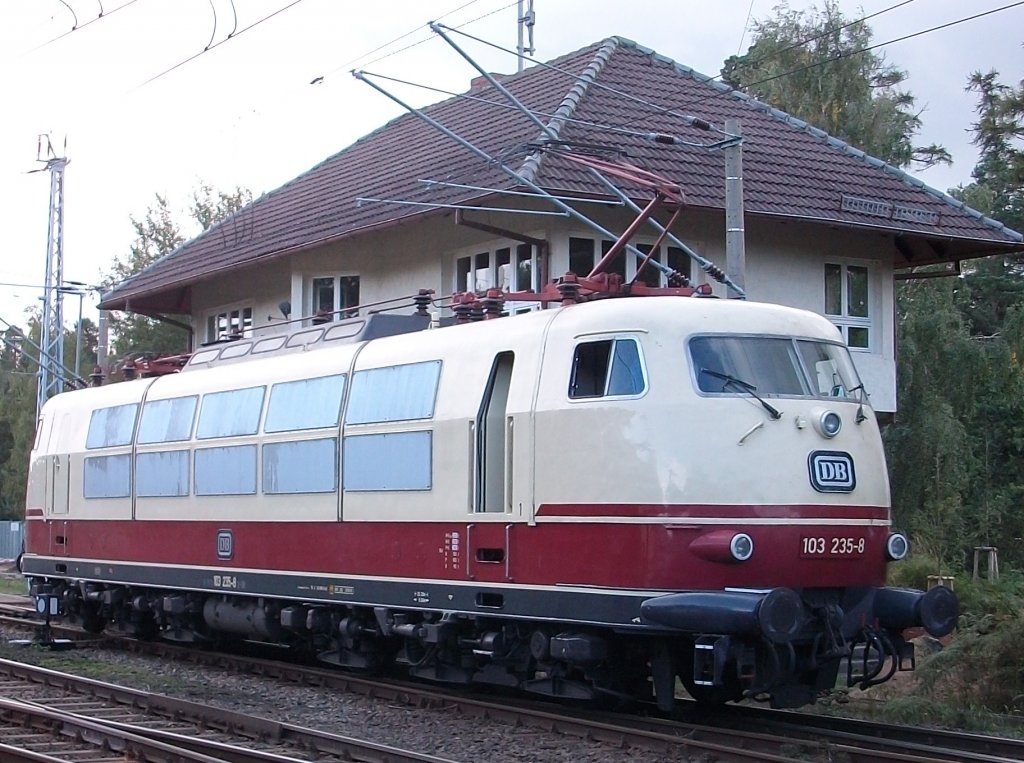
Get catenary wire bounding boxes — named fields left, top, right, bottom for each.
left=29, top=0, right=139, bottom=53
left=320, top=0, right=491, bottom=77
left=324, top=0, right=517, bottom=77
left=439, top=2, right=1021, bottom=143
left=140, top=0, right=305, bottom=86
left=735, top=0, right=757, bottom=55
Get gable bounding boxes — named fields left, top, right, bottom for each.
left=100, top=36, right=1023, bottom=314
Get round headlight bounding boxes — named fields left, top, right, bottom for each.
left=818, top=410, right=842, bottom=438
left=730, top=533, right=754, bottom=561
left=886, top=533, right=909, bottom=561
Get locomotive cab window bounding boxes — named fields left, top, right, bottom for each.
left=689, top=336, right=864, bottom=400
left=691, top=337, right=805, bottom=396
left=569, top=338, right=646, bottom=399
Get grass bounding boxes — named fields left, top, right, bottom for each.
left=0, top=640, right=197, bottom=695
left=808, top=553, right=1024, bottom=735
left=0, top=576, right=28, bottom=596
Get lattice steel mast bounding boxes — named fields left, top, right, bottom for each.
left=36, top=136, right=68, bottom=420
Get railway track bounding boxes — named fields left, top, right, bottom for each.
left=2, top=597, right=1022, bottom=762
left=0, top=655, right=458, bottom=762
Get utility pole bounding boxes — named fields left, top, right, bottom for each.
left=36, top=136, right=68, bottom=420
left=724, top=119, right=746, bottom=296
left=516, top=0, right=535, bottom=72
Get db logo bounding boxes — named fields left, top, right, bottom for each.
left=809, top=451, right=856, bottom=493
left=216, top=530, right=234, bottom=560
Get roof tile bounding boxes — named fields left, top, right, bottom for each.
left=102, top=36, right=1023, bottom=311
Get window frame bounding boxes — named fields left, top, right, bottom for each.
left=203, top=303, right=254, bottom=344
left=566, top=235, right=695, bottom=287
left=307, top=273, right=361, bottom=323
left=824, top=260, right=873, bottom=351
left=453, top=241, right=540, bottom=314
left=568, top=335, right=648, bottom=401
left=688, top=333, right=864, bottom=402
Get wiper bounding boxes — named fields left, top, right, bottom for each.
left=700, top=368, right=782, bottom=420
left=849, top=383, right=868, bottom=424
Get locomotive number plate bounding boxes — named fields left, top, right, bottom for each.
left=800, top=536, right=865, bottom=557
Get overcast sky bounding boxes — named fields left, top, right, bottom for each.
left=0, top=0, right=1021, bottom=328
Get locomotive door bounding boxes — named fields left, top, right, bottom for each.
left=47, top=454, right=69, bottom=516
left=469, top=351, right=518, bottom=582
left=47, top=453, right=70, bottom=557
left=474, top=352, right=514, bottom=514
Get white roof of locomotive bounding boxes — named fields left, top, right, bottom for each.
left=39, top=297, right=844, bottom=428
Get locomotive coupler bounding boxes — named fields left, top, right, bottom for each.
left=846, top=626, right=911, bottom=689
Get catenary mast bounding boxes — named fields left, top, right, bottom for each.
left=36, top=136, right=68, bottom=421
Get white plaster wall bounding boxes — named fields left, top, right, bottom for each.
left=187, top=204, right=900, bottom=411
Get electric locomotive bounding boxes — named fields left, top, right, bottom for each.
left=22, top=295, right=957, bottom=710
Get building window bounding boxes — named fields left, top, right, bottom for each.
left=205, top=305, right=253, bottom=343
left=567, top=236, right=692, bottom=285
left=824, top=262, right=871, bottom=349
left=455, top=244, right=538, bottom=294
left=310, top=275, right=360, bottom=322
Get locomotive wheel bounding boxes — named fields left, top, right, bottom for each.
left=80, top=606, right=106, bottom=635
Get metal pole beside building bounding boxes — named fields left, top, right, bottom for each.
left=724, top=118, right=746, bottom=296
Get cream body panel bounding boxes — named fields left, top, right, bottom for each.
left=532, top=298, right=889, bottom=510
left=341, top=311, right=556, bottom=522
left=134, top=341, right=358, bottom=522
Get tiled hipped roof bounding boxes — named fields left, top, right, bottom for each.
left=101, top=37, right=1024, bottom=314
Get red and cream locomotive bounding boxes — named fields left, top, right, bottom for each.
left=22, top=294, right=956, bottom=710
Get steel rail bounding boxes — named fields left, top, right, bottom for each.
left=0, top=657, right=455, bottom=763
left=3, top=604, right=1021, bottom=762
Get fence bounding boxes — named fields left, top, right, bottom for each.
left=0, top=521, right=24, bottom=561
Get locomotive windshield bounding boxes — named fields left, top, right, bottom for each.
left=690, top=336, right=863, bottom=400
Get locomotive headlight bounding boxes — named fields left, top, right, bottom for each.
left=886, top=533, right=910, bottom=561
left=730, top=533, right=754, bottom=562
left=812, top=409, right=842, bottom=438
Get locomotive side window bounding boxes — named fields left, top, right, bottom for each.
left=345, top=361, right=441, bottom=424
left=195, top=445, right=257, bottom=495
left=264, top=438, right=338, bottom=493
left=83, top=454, right=131, bottom=498
left=86, top=404, right=138, bottom=449
left=343, top=432, right=432, bottom=491
left=196, top=387, right=266, bottom=439
left=265, top=374, right=346, bottom=433
left=690, top=337, right=806, bottom=396
left=136, top=450, right=189, bottom=497
left=137, top=396, right=198, bottom=444
left=569, top=338, right=645, bottom=399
